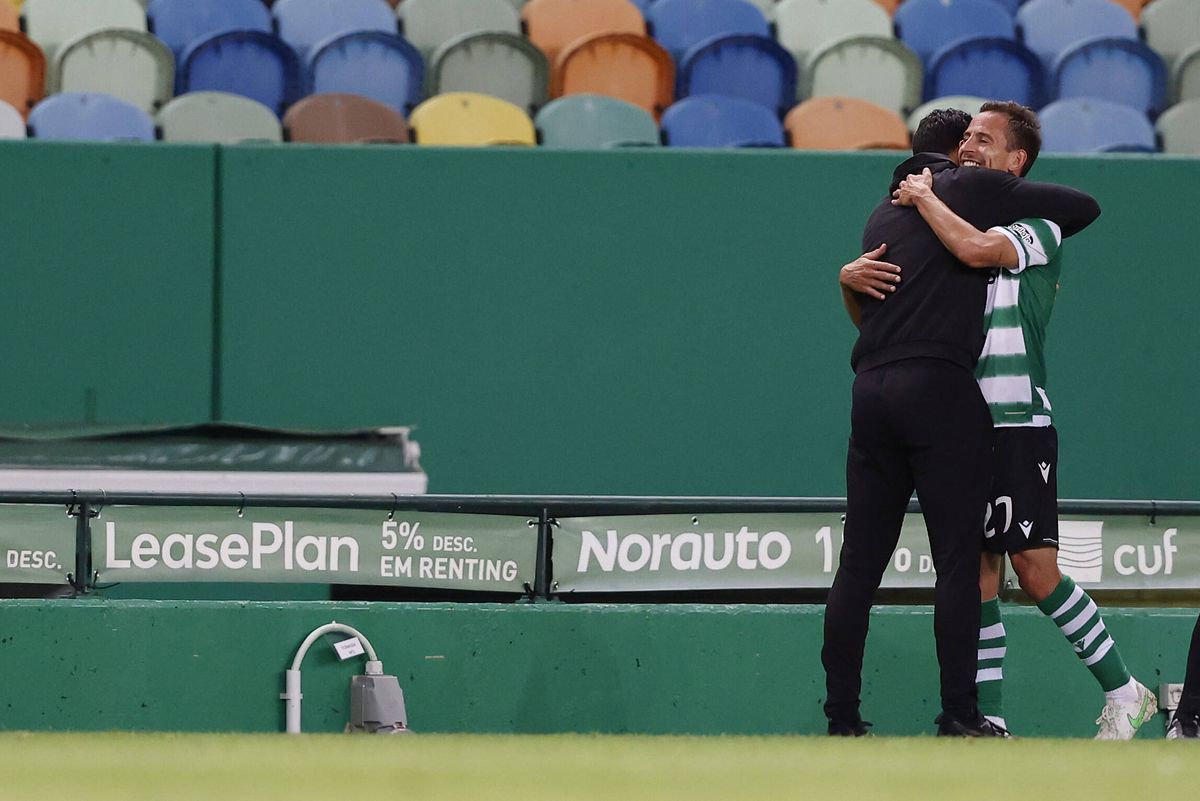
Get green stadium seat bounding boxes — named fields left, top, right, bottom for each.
left=397, top=0, right=520, bottom=60
left=1141, top=0, right=1200, bottom=76
left=431, top=31, right=549, bottom=116
left=801, top=35, right=923, bottom=118
left=158, top=91, right=282, bottom=143
left=534, top=93, right=659, bottom=147
left=905, top=95, right=986, bottom=133
left=22, top=0, right=146, bottom=64
left=1155, top=99, right=1200, bottom=154
left=1173, top=43, right=1200, bottom=103
left=51, top=29, right=174, bottom=115
left=772, top=0, right=891, bottom=78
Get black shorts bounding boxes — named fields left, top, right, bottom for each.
left=982, top=425, right=1059, bottom=554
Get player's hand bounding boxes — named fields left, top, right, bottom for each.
left=892, top=167, right=935, bottom=206
left=840, top=244, right=901, bottom=300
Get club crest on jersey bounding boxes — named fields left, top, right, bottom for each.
left=1038, top=461, right=1051, bottom=483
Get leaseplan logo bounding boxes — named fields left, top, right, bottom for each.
left=1057, top=520, right=1103, bottom=583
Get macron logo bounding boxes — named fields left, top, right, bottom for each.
left=1019, top=521, right=1033, bottom=539
left=1038, top=462, right=1051, bottom=483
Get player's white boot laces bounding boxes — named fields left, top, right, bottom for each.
left=1095, top=681, right=1157, bottom=740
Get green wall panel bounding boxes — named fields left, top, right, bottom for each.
left=217, top=147, right=886, bottom=496
left=0, top=600, right=1192, bottom=737
left=0, top=142, right=216, bottom=426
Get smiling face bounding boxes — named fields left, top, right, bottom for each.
left=958, top=111, right=1028, bottom=177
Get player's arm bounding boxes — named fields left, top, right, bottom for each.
left=956, top=168, right=1101, bottom=238
left=893, top=168, right=1017, bottom=268
left=838, top=244, right=901, bottom=327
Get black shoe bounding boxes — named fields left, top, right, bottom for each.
left=828, top=718, right=873, bottom=737
left=935, top=711, right=1005, bottom=737
left=1167, top=711, right=1200, bottom=739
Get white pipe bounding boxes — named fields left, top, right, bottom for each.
left=282, top=621, right=381, bottom=734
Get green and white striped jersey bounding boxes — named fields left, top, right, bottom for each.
left=976, top=217, right=1062, bottom=428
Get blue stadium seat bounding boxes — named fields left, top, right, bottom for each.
left=678, top=35, right=797, bottom=117
left=1016, top=0, right=1137, bottom=72
left=1039, top=97, right=1155, bottom=152
left=147, top=0, right=271, bottom=63
left=926, top=36, right=1046, bottom=109
left=646, top=0, right=768, bottom=64
left=990, top=0, right=1026, bottom=13
left=893, top=0, right=1016, bottom=66
left=307, top=31, right=424, bottom=115
left=1052, top=36, right=1167, bottom=116
left=272, top=0, right=398, bottom=59
left=179, top=30, right=302, bottom=116
left=28, top=92, right=155, bottom=141
left=661, top=93, right=784, bottom=147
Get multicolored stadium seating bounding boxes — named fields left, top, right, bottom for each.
left=0, top=0, right=1197, bottom=152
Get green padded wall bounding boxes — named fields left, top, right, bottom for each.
left=217, top=148, right=1198, bottom=500
left=0, top=600, right=1192, bottom=737
left=0, top=142, right=216, bottom=426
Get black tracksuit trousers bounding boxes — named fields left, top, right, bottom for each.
left=823, top=358, right=993, bottom=723
left=1178, top=614, right=1200, bottom=719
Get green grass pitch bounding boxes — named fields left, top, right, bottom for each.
left=2, top=733, right=1196, bottom=801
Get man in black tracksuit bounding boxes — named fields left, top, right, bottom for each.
left=822, top=112, right=1101, bottom=736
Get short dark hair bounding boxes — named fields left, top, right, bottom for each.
left=980, top=100, right=1041, bottom=176
left=911, top=108, right=972, bottom=157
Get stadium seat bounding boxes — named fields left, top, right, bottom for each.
left=906, top=94, right=987, bottom=132
left=784, top=95, right=909, bottom=150
left=660, top=93, right=784, bottom=147
left=772, top=0, right=891, bottom=72
left=1052, top=36, right=1167, bottom=116
left=988, top=0, right=1026, bottom=13
left=409, top=91, right=535, bottom=145
left=1039, top=96, right=1155, bottom=152
left=1110, top=0, right=1151, bottom=20
left=0, top=98, right=25, bottom=137
left=431, top=31, right=549, bottom=115
left=0, top=30, right=46, bottom=117
left=801, top=35, right=922, bottom=118
left=147, top=0, right=272, bottom=64
left=926, top=37, right=1045, bottom=110
left=521, top=0, right=645, bottom=65
left=28, top=91, right=155, bottom=141
left=307, top=31, right=424, bottom=115
left=552, top=32, right=674, bottom=119
left=51, top=30, right=174, bottom=115
left=272, top=0, right=398, bottom=59
left=158, top=91, right=282, bottom=142
left=398, top=0, right=521, bottom=60
left=872, top=0, right=902, bottom=14
left=1154, top=98, right=1200, bottom=154
left=283, top=92, right=410, bottom=143
left=678, top=35, right=796, bottom=117
left=534, top=93, right=659, bottom=147
left=893, top=0, right=1015, bottom=66
left=1177, top=44, right=1200, bottom=103
left=179, top=31, right=302, bottom=116
left=0, top=4, right=17, bottom=32
left=646, top=0, right=768, bottom=65
left=1016, top=0, right=1138, bottom=72
left=22, top=0, right=146, bottom=62
left=1141, top=0, right=1200, bottom=72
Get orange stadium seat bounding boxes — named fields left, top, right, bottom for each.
left=521, top=0, right=645, bottom=66
left=1110, top=0, right=1152, bottom=20
left=0, top=31, right=45, bottom=117
left=551, top=32, right=673, bottom=119
left=785, top=95, right=910, bottom=150
left=0, top=3, right=17, bottom=32
left=872, top=0, right=903, bottom=15
left=284, top=92, right=411, bottom=143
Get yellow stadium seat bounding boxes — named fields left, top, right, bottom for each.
left=409, top=91, right=536, bottom=145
